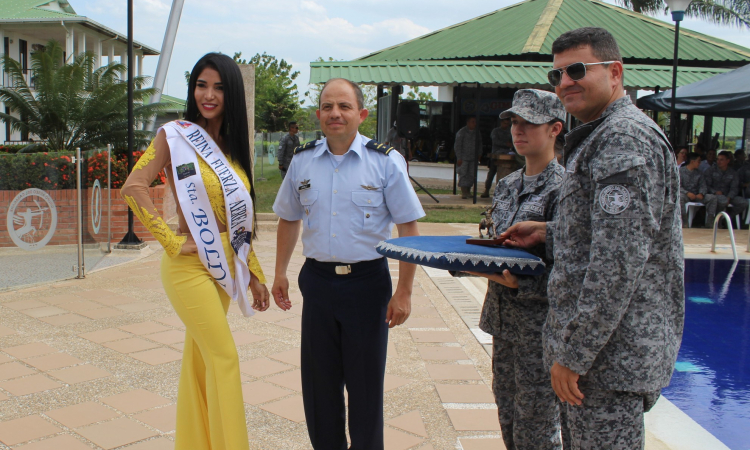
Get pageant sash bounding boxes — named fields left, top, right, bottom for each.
left=162, top=120, right=254, bottom=317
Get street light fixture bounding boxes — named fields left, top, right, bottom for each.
left=664, top=0, right=693, bottom=147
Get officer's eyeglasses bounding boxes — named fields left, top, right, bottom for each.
left=547, top=61, right=617, bottom=87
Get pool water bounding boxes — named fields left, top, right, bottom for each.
left=663, top=259, right=750, bottom=450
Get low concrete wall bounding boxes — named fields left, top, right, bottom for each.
left=409, top=162, right=489, bottom=181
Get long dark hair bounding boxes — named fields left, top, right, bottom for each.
left=185, top=53, right=257, bottom=237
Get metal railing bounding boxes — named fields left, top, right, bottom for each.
left=711, top=211, right=738, bottom=261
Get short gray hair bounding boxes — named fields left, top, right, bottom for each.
left=319, top=78, right=365, bottom=110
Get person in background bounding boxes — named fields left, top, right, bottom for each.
left=386, top=121, right=407, bottom=159
left=705, top=150, right=749, bottom=220
left=679, top=152, right=717, bottom=226
left=675, top=146, right=688, bottom=167
left=699, top=147, right=716, bottom=172
left=482, top=117, right=513, bottom=198
left=734, top=150, right=750, bottom=197
left=277, top=121, right=300, bottom=180
left=454, top=116, right=482, bottom=199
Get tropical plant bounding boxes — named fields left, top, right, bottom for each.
left=0, top=40, right=167, bottom=152
left=616, top=0, right=749, bottom=28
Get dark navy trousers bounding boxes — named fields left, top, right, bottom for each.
left=298, top=257, right=392, bottom=450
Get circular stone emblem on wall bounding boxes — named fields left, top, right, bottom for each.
left=91, top=179, right=102, bottom=235
left=6, top=188, right=58, bottom=251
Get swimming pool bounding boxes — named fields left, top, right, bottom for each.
left=663, top=258, right=750, bottom=450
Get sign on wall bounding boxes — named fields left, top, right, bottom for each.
left=6, top=188, right=58, bottom=251
left=91, top=179, right=102, bottom=235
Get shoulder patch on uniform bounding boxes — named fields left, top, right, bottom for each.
left=294, top=140, right=318, bottom=155
left=365, top=139, right=395, bottom=156
left=599, top=185, right=631, bottom=214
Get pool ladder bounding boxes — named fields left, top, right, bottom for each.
left=710, top=212, right=741, bottom=261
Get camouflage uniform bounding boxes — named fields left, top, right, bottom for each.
left=679, top=165, right=717, bottom=224
left=485, top=127, right=513, bottom=192
left=277, top=132, right=300, bottom=180
left=737, top=162, right=750, bottom=197
left=546, top=97, right=685, bottom=450
left=705, top=165, right=749, bottom=217
left=454, top=126, right=482, bottom=188
left=479, top=89, right=567, bottom=450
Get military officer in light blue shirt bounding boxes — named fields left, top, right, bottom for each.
left=272, top=78, right=424, bottom=450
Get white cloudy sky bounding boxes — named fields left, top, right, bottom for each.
left=72, top=0, right=749, bottom=105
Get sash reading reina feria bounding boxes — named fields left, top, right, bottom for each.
left=161, top=120, right=254, bottom=317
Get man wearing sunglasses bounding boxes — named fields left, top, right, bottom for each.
left=499, top=27, right=684, bottom=450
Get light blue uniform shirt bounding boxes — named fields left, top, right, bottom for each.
left=273, top=133, right=425, bottom=263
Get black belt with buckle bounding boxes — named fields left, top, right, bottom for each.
left=306, top=258, right=385, bottom=275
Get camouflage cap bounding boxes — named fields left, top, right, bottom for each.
left=500, top=89, right=566, bottom=124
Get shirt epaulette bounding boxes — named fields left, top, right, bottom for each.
left=365, top=139, right=395, bottom=156
left=294, top=140, right=318, bottom=155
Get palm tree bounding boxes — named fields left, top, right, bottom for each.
left=617, top=0, right=749, bottom=28
left=0, top=40, right=167, bottom=152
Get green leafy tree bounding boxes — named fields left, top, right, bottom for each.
left=406, top=86, right=436, bottom=102
left=616, top=0, right=749, bottom=28
left=0, top=40, right=165, bottom=152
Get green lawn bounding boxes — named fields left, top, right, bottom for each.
left=418, top=207, right=483, bottom=223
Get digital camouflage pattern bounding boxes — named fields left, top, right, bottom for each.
left=277, top=132, right=300, bottom=170
left=737, top=162, right=750, bottom=197
left=454, top=126, right=482, bottom=188
left=500, top=89, right=567, bottom=124
left=564, top=387, right=660, bottom=450
left=679, top=166, right=717, bottom=220
left=479, top=159, right=564, bottom=450
left=704, top=165, right=749, bottom=214
left=490, top=127, right=513, bottom=155
left=546, top=96, right=685, bottom=393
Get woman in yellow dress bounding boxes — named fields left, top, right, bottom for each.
left=121, top=52, right=269, bottom=450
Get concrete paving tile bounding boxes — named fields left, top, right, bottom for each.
left=4, top=300, right=50, bottom=311
left=387, top=341, right=398, bottom=358
left=459, top=437, right=508, bottom=450
left=79, top=328, right=131, bottom=343
left=384, top=374, right=413, bottom=392
left=418, top=445, right=435, bottom=450
left=93, top=294, right=139, bottom=306
left=268, top=348, right=301, bottom=366
left=144, top=330, right=184, bottom=345
left=0, top=415, right=61, bottom=446
left=0, top=355, right=11, bottom=364
left=409, top=331, right=457, bottom=343
left=242, top=381, right=294, bottom=405
left=78, top=307, right=124, bottom=320
left=22, top=306, right=68, bottom=318
left=0, top=362, right=36, bottom=380
left=76, top=289, right=121, bottom=301
left=2, top=343, right=57, bottom=359
left=119, top=322, right=171, bottom=335
left=383, top=427, right=424, bottom=450
left=232, top=331, right=266, bottom=346
left=49, top=364, right=111, bottom=384
left=0, top=374, right=62, bottom=395
left=116, top=302, right=161, bottom=313
left=39, top=314, right=90, bottom=326
left=251, top=310, right=291, bottom=323
left=156, top=316, right=185, bottom=329
left=134, top=280, right=164, bottom=291
left=14, top=434, right=92, bottom=450
left=57, top=300, right=102, bottom=312
left=410, top=306, right=440, bottom=317
left=410, top=296, right=432, bottom=306
left=275, top=316, right=302, bottom=332
left=240, top=358, right=292, bottom=377
left=123, top=437, right=175, bottom=450
left=417, top=347, right=469, bottom=361
left=76, top=417, right=158, bottom=449
left=435, top=384, right=495, bottom=403
left=425, top=364, right=482, bottom=380
left=446, top=410, right=501, bottom=431
left=386, top=410, right=428, bottom=437
left=38, top=294, right=81, bottom=305
left=132, top=404, right=177, bottom=433
left=0, top=325, right=15, bottom=337
left=266, top=369, right=302, bottom=392
left=259, top=395, right=306, bottom=422
left=101, top=389, right=171, bottom=414
left=130, top=348, right=182, bottom=365
left=46, top=402, right=120, bottom=428
left=405, top=318, right=447, bottom=329
left=102, top=338, right=161, bottom=354
left=0, top=392, right=7, bottom=401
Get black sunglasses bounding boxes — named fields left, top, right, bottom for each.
left=547, top=61, right=617, bottom=87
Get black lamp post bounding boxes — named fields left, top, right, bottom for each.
left=664, top=0, right=693, bottom=147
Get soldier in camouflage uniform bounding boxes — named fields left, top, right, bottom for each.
left=471, top=89, right=567, bottom=450
left=500, top=28, right=685, bottom=450
left=454, top=117, right=483, bottom=198
left=277, top=122, right=300, bottom=180
left=679, top=152, right=717, bottom=226
left=705, top=151, right=748, bottom=218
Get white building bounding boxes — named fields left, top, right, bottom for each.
left=0, top=0, right=159, bottom=143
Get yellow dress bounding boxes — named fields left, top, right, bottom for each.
left=121, top=137, right=261, bottom=450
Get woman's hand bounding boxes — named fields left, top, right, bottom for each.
left=250, top=277, right=270, bottom=311
left=179, top=235, right=198, bottom=255
left=466, top=269, right=519, bottom=289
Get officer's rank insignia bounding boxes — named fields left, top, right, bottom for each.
left=360, top=185, right=378, bottom=191
left=298, top=179, right=311, bottom=191
left=599, top=185, right=631, bottom=214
